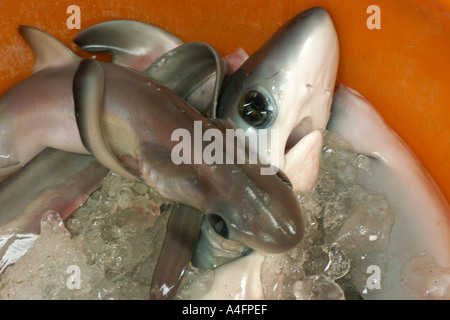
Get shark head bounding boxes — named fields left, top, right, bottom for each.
left=198, top=160, right=304, bottom=254
left=217, top=7, right=339, bottom=191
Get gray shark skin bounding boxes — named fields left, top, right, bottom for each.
left=70, top=10, right=338, bottom=295
left=0, top=26, right=304, bottom=254
left=75, top=21, right=228, bottom=118
left=0, top=148, right=107, bottom=234
left=144, top=42, right=228, bottom=117
left=328, top=85, right=450, bottom=299
left=149, top=204, right=204, bottom=300
left=217, top=7, right=339, bottom=192
left=0, top=148, right=108, bottom=275
left=176, top=7, right=337, bottom=299
left=73, top=20, right=183, bottom=71
left=75, top=22, right=236, bottom=297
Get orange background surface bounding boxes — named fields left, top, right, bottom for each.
left=0, top=0, right=448, bottom=202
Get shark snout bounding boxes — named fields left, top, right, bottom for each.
left=207, top=176, right=305, bottom=253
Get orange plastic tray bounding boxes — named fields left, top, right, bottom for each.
left=0, top=0, right=448, bottom=203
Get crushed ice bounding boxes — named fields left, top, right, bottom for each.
left=0, top=131, right=396, bottom=299
left=0, top=174, right=171, bottom=299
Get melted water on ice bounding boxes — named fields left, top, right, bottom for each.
left=258, top=131, right=394, bottom=300
left=0, top=174, right=171, bottom=299
left=0, top=131, right=395, bottom=299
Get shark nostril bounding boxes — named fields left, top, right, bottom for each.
left=209, top=214, right=229, bottom=239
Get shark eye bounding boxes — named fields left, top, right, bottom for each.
left=209, top=214, right=229, bottom=239
left=276, top=169, right=293, bottom=189
left=238, top=89, right=275, bottom=128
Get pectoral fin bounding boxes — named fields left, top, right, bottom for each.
left=150, top=204, right=204, bottom=300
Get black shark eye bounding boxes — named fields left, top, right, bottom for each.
left=209, top=214, right=229, bottom=239
left=238, top=89, right=275, bottom=128
left=276, top=169, right=293, bottom=189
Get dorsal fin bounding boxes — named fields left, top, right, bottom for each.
left=18, top=25, right=79, bottom=73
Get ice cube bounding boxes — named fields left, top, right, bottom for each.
left=293, top=275, right=345, bottom=300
